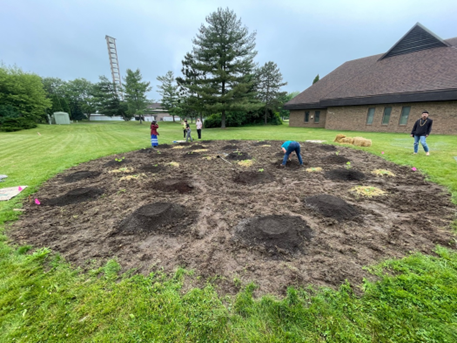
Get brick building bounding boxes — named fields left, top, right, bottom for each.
left=285, top=23, right=457, bottom=135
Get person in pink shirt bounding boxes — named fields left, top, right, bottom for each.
left=196, top=118, right=203, bottom=139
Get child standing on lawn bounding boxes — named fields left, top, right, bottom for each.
left=150, top=121, right=159, bottom=147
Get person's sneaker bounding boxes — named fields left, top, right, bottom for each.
left=426, top=152, right=430, bottom=156
left=279, top=164, right=285, bottom=168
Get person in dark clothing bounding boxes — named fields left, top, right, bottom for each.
left=280, top=141, right=303, bottom=167
left=411, top=111, right=433, bottom=155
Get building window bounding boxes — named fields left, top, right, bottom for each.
left=399, top=106, right=410, bottom=125
left=305, top=111, right=309, bottom=123
left=382, top=107, right=392, bottom=125
left=314, top=111, right=320, bottom=123
left=366, top=107, right=375, bottom=125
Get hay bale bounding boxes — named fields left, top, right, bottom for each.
left=333, top=134, right=346, bottom=143
left=353, top=137, right=372, bottom=147
left=340, top=137, right=354, bottom=144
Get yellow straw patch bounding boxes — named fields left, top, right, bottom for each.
left=261, top=144, right=271, bottom=147
left=238, top=160, right=253, bottom=167
left=169, top=162, right=180, bottom=167
left=109, top=167, right=134, bottom=174
left=306, top=167, right=323, bottom=173
left=193, top=149, right=208, bottom=153
left=350, top=186, right=386, bottom=197
left=371, top=169, right=395, bottom=177
left=119, top=173, right=146, bottom=181
left=172, top=145, right=185, bottom=149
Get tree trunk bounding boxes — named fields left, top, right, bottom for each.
left=221, top=110, right=226, bottom=129
left=264, top=108, right=268, bottom=125
left=172, top=115, right=175, bottom=122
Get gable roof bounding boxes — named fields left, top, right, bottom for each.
left=285, top=24, right=457, bottom=110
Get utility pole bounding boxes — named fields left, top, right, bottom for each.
left=105, top=35, right=123, bottom=99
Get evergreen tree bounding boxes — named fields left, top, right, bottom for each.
left=313, top=74, right=320, bottom=84
left=93, top=76, right=130, bottom=120
left=156, top=71, right=181, bottom=122
left=255, top=61, right=287, bottom=124
left=187, top=7, right=260, bottom=128
left=123, top=69, right=152, bottom=124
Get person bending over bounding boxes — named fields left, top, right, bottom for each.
left=281, top=140, right=303, bottom=167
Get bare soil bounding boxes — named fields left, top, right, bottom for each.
left=9, top=140, right=457, bottom=296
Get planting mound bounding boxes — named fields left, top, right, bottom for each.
left=118, top=202, right=188, bottom=235
left=233, top=171, right=274, bottom=185
left=322, top=155, right=350, bottom=164
left=138, top=148, right=154, bottom=154
left=153, top=179, right=194, bottom=193
left=104, top=159, right=129, bottom=167
left=44, top=187, right=104, bottom=206
left=222, top=145, right=237, bottom=150
left=318, top=144, right=338, bottom=151
left=304, top=194, right=360, bottom=221
left=156, top=144, right=172, bottom=149
left=11, top=140, right=457, bottom=295
left=63, top=171, right=101, bottom=183
left=188, top=144, right=205, bottom=150
left=234, top=215, right=312, bottom=255
left=325, top=169, right=366, bottom=181
left=227, top=152, right=251, bottom=160
left=182, top=152, right=201, bottom=158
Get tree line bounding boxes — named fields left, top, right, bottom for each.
left=1, top=7, right=299, bottom=131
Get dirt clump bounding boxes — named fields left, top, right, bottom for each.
left=188, top=144, right=205, bottom=150
left=104, top=159, right=129, bottom=167
left=182, top=152, right=201, bottom=158
left=118, top=202, right=189, bottom=235
left=318, top=144, right=337, bottom=151
left=234, top=215, right=312, bottom=255
left=222, top=145, right=237, bottom=151
left=325, top=169, right=366, bottom=181
left=152, top=179, right=194, bottom=193
left=44, top=187, right=104, bottom=206
left=137, top=164, right=166, bottom=173
left=304, top=194, right=360, bottom=221
left=322, top=155, right=350, bottom=164
left=233, top=171, right=275, bottom=185
left=63, top=171, right=101, bottom=183
left=227, top=152, right=251, bottom=160
left=156, top=144, right=172, bottom=149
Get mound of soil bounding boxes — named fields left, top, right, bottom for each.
left=137, top=164, right=166, bottom=173
left=234, top=215, right=312, bottom=255
left=322, top=155, right=350, bottom=164
left=227, top=152, right=251, bottom=160
left=252, top=141, right=268, bottom=146
left=138, top=148, right=154, bottom=154
left=63, top=171, right=101, bottom=183
left=325, top=169, right=366, bottom=181
left=274, top=159, right=304, bottom=169
left=44, top=187, right=104, bottom=206
left=304, top=194, right=359, bottom=221
left=118, top=202, right=188, bottom=235
left=153, top=179, right=194, bottom=193
left=157, top=144, right=172, bottom=149
left=182, top=152, right=201, bottom=158
left=318, top=144, right=337, bottom=151
left=104, top=159, right=129, bottom=167
left=222, top=145, right=237, bottom=150
left=233, top=171, right=274, bottom=185
left=178, top=142, right=191, bottom=146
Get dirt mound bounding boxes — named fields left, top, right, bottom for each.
left=274, top=159, right=305, bottom=169
left=304, top=194, right=359, bottom=221
left=222, top=145, right=237, bottom=150
left=137, top=148, right=154, bottom=154
left=44, top=187, right=104, bottom=206
left=234, top=215, right=312, bottom=255
left=322, top=155, right=350, bottom=164
left=318, top=144, right=337, bottom=151
left=63, top=171, right=101, bottom=183
left=182, top=152, right=201, bottom=158
left=178, top=142, right=191, bottom=146
left=188, top=144, right=206, bottom=150
left=324, top=169, right=366, bottom=181
left=137, top=164, right=166, bottom=173
left=104, top=159, right=129, bottom=167
left=233, top=171, right=274, bottom=185
left=153, top=179, right=194, bottom=193
left=157, top=144, right=172, bottom=149
left=227, top=152, right=251, bottom=160
left=252, top=141, right=268, bottom=146
left=118, top=202, right=189, bottom=235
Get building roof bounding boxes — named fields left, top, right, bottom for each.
left=285, top=23, right=457, bottom=110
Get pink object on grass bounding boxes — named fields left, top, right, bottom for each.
left=18, top=186, right=23, bottom=191
left=381, top=151, right=384, bottom=154
left=412, top=167, right=417, bottom=171
left=35, top=199, right=41, bottom=205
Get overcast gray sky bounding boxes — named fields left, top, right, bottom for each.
left=1, top=0, right=456, bottom=100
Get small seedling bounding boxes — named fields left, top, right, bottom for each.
left=335, top=151, right=340, bottom=156
left=115, top=157, right=125, bottom=163
left=154, top=164, right=158, bottom=167
left=258, top=168, right=264, bottom=172
left=346, top=161, right=351, bottom=169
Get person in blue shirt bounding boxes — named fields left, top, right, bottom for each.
left=281, top=141, right=303, bottom=167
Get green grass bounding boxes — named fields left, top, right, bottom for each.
left=1, top=121, right=457, bottom=342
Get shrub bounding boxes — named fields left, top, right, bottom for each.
left=0, top=117, right=37, bottom=132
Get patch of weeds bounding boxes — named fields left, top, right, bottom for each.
left=258, top=168, right=264, bottom=172
left=16, top=245, right=32, bottom=255
left=114, top=157, right=125, bottom=163
left=350, top=185, right=385, bottom=197
left=346, top=161, right=352, bottom=169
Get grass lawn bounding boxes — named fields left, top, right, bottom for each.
left=1, top=121, right=457, bottom=342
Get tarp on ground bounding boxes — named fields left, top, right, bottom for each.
left=0, top=186, right=28, bottom=201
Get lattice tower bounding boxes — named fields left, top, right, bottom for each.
left=105, top=35, right=123, bottom=99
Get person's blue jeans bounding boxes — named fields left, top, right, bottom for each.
left=413, top=135, right=429, bottom=153
left=282, top=142, right=303, bottom=165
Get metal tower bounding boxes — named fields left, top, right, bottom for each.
left=105, top=35, right=123, bottom=99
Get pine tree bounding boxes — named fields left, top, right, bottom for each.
left=156, top=71, right=181, bottom=122
left=124, top=69, right=152, bottom=124
left=313, top=74, right=320, bottom=84
left=256, top=61, right=287, bottom=124
left=187, top=7, right=260, bottom=128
